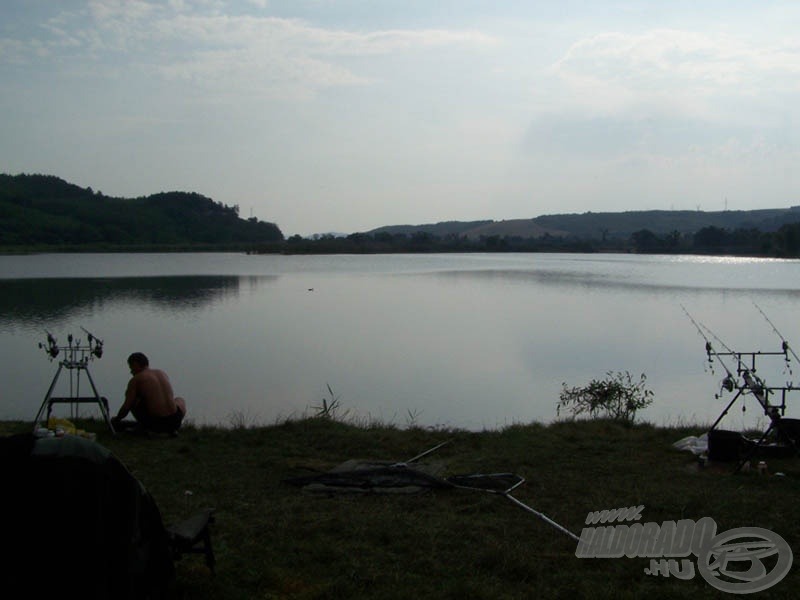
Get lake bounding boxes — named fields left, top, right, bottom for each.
left=1, top=252, right=799, bottom=431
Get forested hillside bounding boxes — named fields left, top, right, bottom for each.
left=369, top=208, right=800, bottom=241
left=0, top=174, right=283, bottom=248
left=5, top=173, right=800, bottom=257
left=531, top=208, right=800, bottom=239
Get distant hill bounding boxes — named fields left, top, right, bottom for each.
left=6, top=172, right=800, bottom=253
left=0, top=173, right=283, bottom=248
left=368, top=220, right=494, bottom=238
left=368, top=208, right=800, bottom=240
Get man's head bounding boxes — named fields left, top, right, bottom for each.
left=127, top=352, right=149, bottom=374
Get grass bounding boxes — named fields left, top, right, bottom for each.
left=3, top=416, right=800, bottom=599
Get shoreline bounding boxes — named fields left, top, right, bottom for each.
left=3, top=417, right=798, bottom=598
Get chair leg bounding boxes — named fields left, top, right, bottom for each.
left=167, top=509, right=216, bottom=573
left=202, top=528, right=216, bottom=574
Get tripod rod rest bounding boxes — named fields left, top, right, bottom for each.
left=62, top=358, right=91, bottom=369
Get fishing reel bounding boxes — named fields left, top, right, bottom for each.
left=82, top=327, right=104, bottom=359
left=703, top=342, right=718, bottom=375
left=780, top=340, right=794, bottom=376
left=38, top=331, right=60, bottom=359
left=720, top=375, right=736, bottom=393
left=37, top=328, right=104, bottom=363
left=715, top=374, right=737, bottom=398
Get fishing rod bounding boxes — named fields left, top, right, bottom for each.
left=39, top=330, right=60, bottom=359
left=683, top=306, right=800, bottom=473
left=33, top=327, right=114, bottom=433
left=80, top=326, right=104, bottom=358
left=701, top=323, right=778, bottom=414
left=698, top=310, right=795, bottom=394
left=753, top=302, right=800, bottom=373
left=680, top=305, right=738, bottom=390
left=683, top=304, right=775, bottom=387
left=700, top=322, right=759, bottom=381
left=683, top=305, right=785, bottom=426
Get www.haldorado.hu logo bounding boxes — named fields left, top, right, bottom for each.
left=575, top=506, right=793, bottom=594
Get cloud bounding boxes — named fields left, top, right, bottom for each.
left=2, top=2, right=493, bottom=100
left=522, top=112, right=747, bottom=160
left=521, top=28, right=800, bottom=164
left=550, top=29, right=800, bottom=116
left=88, top=0, right=158, bottom=24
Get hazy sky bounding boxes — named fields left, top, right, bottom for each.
left=3, top=1, right=800, bottom=236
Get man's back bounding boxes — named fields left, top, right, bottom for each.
left=131, top=368, right=177, bottom=417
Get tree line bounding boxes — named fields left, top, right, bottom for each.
left=0, top=174, right=283, bottom=249
left=249, top=223, right=800, bottom=257
left=4, top=173, right=800, bottom=257
left=629, top=224, right=800, bottom=257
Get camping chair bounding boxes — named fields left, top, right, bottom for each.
left=0, top=433, right=215, bottom=597
left=167, top=508, right=216, bottom=573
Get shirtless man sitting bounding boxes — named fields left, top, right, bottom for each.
left=112, top=352, right=187, bottom=434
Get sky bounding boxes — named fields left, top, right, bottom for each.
left=2, top=1, right=800, bottom=236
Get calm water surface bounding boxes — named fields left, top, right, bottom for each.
left=1, top=252, right=799, bottom=430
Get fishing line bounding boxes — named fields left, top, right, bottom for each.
left=753, top=302, right=800, bottom=376
left=680, top=305, right=737, bottom=384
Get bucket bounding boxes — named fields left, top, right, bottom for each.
left=707, top=429, right=746, bottom=462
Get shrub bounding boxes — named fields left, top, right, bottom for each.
left=557, top=371, right=654, bottom=426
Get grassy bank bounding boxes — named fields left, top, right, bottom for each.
left=3, top=417, right=800, bottom=599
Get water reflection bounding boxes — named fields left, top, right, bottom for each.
left=1, top=253, right=799, bottom=428
left=0, top=275, right=276, bottom=327
left=423, top=266, right=800, bottom=295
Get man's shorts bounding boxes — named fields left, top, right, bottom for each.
left=139, top=408, right=184, bottom=434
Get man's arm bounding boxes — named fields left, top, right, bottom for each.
left=115, top=377, right=139, bottom=420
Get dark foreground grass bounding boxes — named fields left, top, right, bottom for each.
left=3, top=417, right=800, bottom=599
